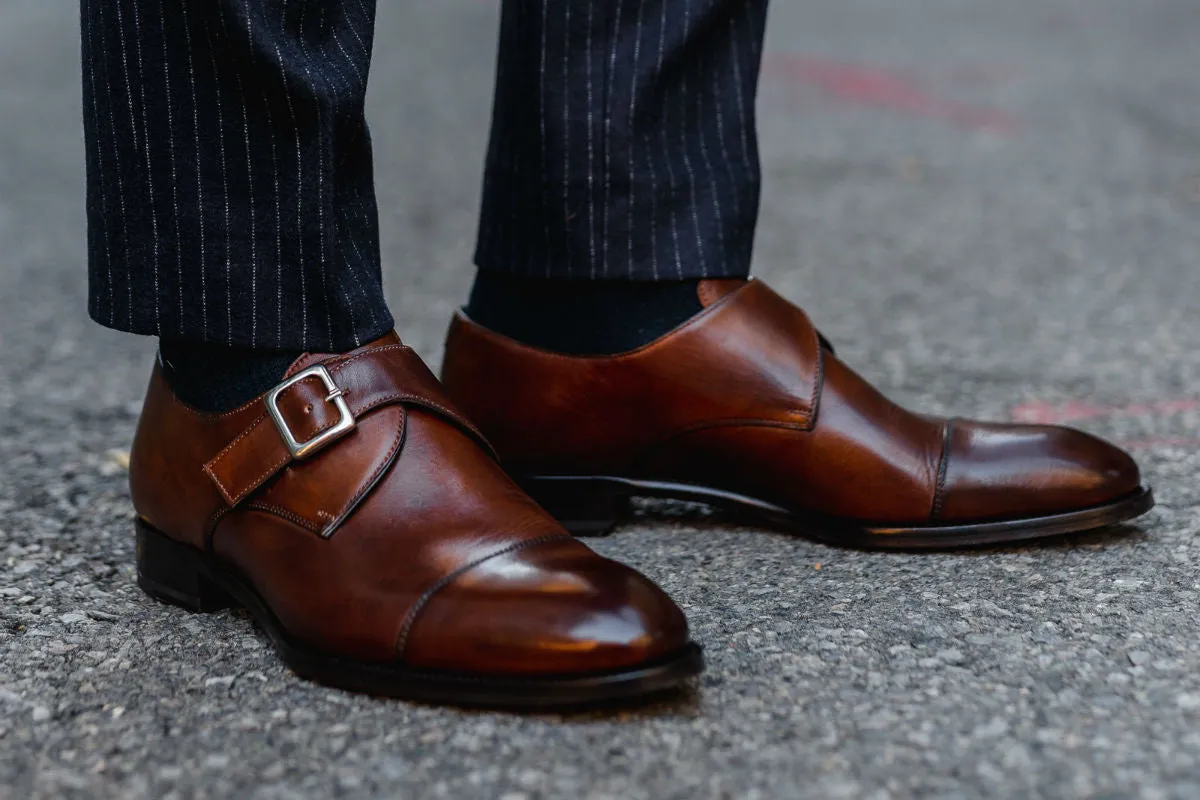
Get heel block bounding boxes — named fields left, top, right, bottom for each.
left=136, top=520, right=235, bottom=613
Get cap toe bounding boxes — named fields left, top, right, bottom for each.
left=398, top=537, right=690, bottom=676
left=935, top=420, right=1141, bottom=523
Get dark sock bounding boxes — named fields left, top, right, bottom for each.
left=465, top=272, right=704, bottom=355
left=158, top=338, right=303, bottom=413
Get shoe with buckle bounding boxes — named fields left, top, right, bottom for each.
left=441, top=279, right=1154, bottom=550
left=129, top=332, right=702, bottom=707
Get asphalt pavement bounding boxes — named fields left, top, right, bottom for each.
left=2, top=1, right=1200, bottom=797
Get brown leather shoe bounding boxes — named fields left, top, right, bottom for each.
left=129, top=333, right=701, bottom=707
left=441, top=280, right=1153, bottom=550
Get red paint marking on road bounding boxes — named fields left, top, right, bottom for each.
left=1011, top=398, right=1200, bottom=425
left=763, top=55, right=1020, bottom=135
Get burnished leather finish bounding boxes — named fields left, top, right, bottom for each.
left=130, top=333, right=700, bottom=705
left=441, top=280, right=1152, bottom=547
left=401, top=536, right=689, bottom=675
left=934, top=420, right=1141, bottom=522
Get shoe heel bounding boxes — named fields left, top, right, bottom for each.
left=136, top=520, right=234, bottom=613
left=522, top=478, right=630, bottom=537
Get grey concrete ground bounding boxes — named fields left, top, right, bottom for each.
left=2, top=1, right=1199, bottom=797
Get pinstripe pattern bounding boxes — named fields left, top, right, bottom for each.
left=81, top=0, right=392, bottom=350
left=654, top=0, right=684, bottom=278
left=476, top=0, right=769, bottom=281
left=82, top=5, right=114, bottom=327
left=83, top=0, right=767, bottom=348
left=180, top=0, right=207, bottom=335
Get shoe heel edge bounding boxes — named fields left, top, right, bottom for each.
left=521, top=478, right=630, bottom=537
left=135, top=519, right=233, bottom=613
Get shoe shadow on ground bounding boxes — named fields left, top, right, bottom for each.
left=179, top=605, right=707, bottom=720
left=971, top=521, right=1152, bottom=555
left=619, top=498, right=1152, bottom=555
left=400, top=685, right=705, bottom=721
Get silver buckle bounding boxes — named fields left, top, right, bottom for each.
left=265, top=365, right=356, bottom=460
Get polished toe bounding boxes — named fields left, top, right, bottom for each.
left=399, top=537, right=690, bottom=676
left=935, top=420, right=1142, bottom=523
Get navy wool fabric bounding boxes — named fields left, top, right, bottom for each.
left=81, top=0, right=390, bottom=351
left=81, top=0, right=769, bottom=351
left=478, top=0, right=769, bottom=281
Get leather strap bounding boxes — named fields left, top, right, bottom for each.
left=203, top=345, right=495, bottom=506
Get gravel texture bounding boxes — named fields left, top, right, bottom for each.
left=2, top=0, right=1199, bottom=797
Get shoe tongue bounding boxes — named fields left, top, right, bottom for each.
left=696, top=279, right=749, bottom=307
left=284, top=331, right=404, bottom=377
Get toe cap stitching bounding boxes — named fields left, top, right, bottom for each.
left=393, top=534, right=571, bottom=661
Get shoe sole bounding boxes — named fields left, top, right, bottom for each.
left=520, top=476, right=1156, bottom=551
left=135, top=519, right=703, bottom=709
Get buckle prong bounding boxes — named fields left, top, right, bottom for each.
left=265, top=365, right=356, bottom=460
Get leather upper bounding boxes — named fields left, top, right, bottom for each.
left=442, top=280, right=1141, bottom=526
left=129, top=333, right=688, bottom=674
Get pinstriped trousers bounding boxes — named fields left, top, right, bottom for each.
left=81, top=0, right=769, bottom=352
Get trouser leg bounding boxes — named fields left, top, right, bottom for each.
left=81, top=0, right=392, bottom=351
left=475, top=0, right=770, bottom=281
